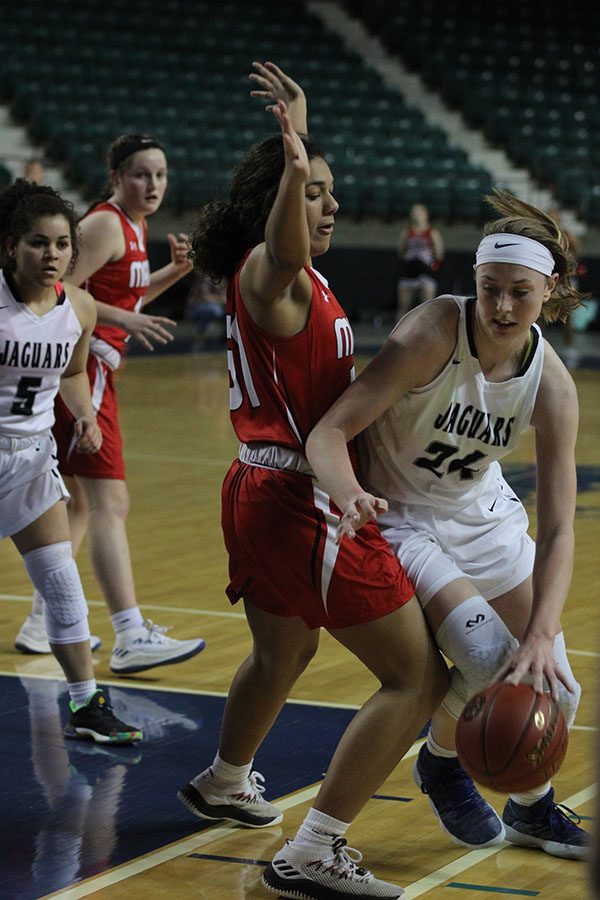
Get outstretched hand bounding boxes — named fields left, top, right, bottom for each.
left=336, top=493, right=389, bottom=543
left=249, top=60, right=308, bottom=133
left=119, top=308, right=177, bottom=350
left=271, top=100, right=310, bottom=180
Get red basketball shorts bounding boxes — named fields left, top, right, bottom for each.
left=53, top=354, right=125, bottom=480
left=221, top=459, right=414, bottom=630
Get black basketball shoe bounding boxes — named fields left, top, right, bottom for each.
left=63, top=689, right=143, bottom=745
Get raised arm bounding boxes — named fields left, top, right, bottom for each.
left=239, top=100, right=314, bottom=332
left=249, top=60, right=308, bottom=134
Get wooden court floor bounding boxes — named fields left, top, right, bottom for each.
left=0, top=352, right=598, bottom=899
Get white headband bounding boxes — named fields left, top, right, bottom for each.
left=475, top=234, right=555, bottom=276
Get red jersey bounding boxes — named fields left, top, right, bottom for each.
left=404, top=226, right=435, bottom=266
left=83, top=201, right=149, bottom=354
left=227, top=262, right=355, bottom=451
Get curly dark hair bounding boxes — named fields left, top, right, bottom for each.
left=483, top=189, right=589, bottom=323
left=189, top=132, right=326, bottom=281
left=0, top=179, right=79, bottom=272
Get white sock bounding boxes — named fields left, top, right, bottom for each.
left=427, top=732, right=458, bottom=759
left=294, top=807, right=349, bottom=849
left=31, top=590, right=45, bottom=617
left=510, top=782, right=551, bottom=806
left=111, top=608, right=145, bottom=634
left=68, top=679, right=98, bottom=709
left=201, top=752, right=253, bottom=790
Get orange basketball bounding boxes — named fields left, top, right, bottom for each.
left=455, top=682, right=568, bottom=793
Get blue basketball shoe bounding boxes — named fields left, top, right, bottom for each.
left=413, top=744, right=505, bottom=848
left=503, top=788, right=591, bottom=860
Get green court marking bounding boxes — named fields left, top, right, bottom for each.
left=447, top=884, right=538, bottom=896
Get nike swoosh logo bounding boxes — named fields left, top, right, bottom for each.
left=452, top=359, right=461, bottom=365
left=494, top=242, right=520, bottom=248
left=0, top=306, right=9, bottom=309
left=488, top=498, right=498, bottom=512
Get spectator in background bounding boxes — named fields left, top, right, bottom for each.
left=397, top=202, right=444, bottom=319
left=184, top=271, right=226, bottom=351
left=23, top=158, right=46, bottom=185
left=15, top=133, right=206, bottom=675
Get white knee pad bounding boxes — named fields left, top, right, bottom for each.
left=43, top=613, right=91, bottom=645
left=23, top=542, right=89, bottom=643
left=552, top=631, right=581, bottom=728
left=436, top=595, right=519, bottom=719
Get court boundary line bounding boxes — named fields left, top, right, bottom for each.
left=2, top=595, right=600, bottom=658
left=0, top=669, right=364, bottom=709
left=1, top=671, right=597, bottom=726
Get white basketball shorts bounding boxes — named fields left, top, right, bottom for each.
left=0, top=432, right=69, bottom=539
left=377, top=472, right=535, bottom=607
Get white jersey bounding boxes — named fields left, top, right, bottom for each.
left=359, top=295, right=544, bottom=512
left=0, top=270, right=82, bottom=437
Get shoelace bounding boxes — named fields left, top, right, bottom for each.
left=142, top=619, right=171, bottom=642
left=548, top=802, right=584, bottom=838
left=233, top=770, right=267, bottom=803
left=312, top=838, right=371, bottom=881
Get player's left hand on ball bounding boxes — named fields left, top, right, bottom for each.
left=495, top=634, right=573, bottom=703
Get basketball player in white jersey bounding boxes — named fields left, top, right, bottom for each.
left=307, top=189, right=590, bottom=860
left=0, top=178, right=141, bottom=743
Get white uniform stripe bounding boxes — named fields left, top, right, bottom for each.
left=231, top=316, right=260, bottom=408
left=312, top=483, right=341, bottom=616
left=271, top=347, right=302, bottom=445
left=90, top=356, right=107, bottom=413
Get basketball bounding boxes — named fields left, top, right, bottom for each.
left=455, top=682, right=569, bottom=793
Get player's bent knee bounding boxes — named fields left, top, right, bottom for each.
left=435, top=595, right=518, bottom=701
left=23, top=541, right=89, bottom=632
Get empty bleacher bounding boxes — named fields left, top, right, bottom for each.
left=0, top=0, right=493, bottom=222
left=342, top=0, right=600, bottom=226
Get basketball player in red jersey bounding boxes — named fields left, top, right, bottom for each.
left=15, top=135, right=205, bottom=674
left=177, top=63, right=448, bottom=900
left=397, top=202, right=444, bottom=319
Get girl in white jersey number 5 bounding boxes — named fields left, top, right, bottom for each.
left=307, top=190, right=590, bottom=860
left=0, top=179, right=141, bottom=744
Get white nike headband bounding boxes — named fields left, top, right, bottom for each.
left=475, top=234, right=555, bottom=276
